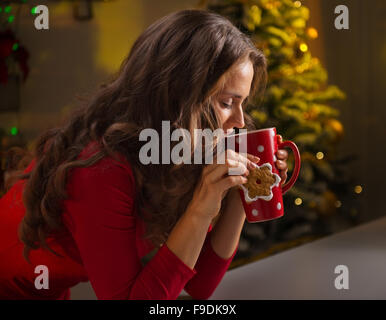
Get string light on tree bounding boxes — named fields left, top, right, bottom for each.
left=316, top=152, right=324, bottom=160
left=335, top=200, right=342, bottom=208
left=307, top=27, right=318, bottom=39
left=325, top=118, right=344, bottom=142
left=294, top=1, right=301, bottom=8
left=299, top=43, right=308, bottom=52
left=304, top=105, right=320, bottom=120
left=264, top=1, right=281, bottom=10
left=294, top=198, right=303, bottom=205
left=354, top=185, right=363, bottom=194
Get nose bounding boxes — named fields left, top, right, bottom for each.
left=231, top=104, right=245, bottom=129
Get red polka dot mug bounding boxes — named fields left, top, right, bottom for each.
left=227, top=127, right=301, bottom=223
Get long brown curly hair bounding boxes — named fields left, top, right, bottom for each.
left=16, top=9, right=267, bottom=262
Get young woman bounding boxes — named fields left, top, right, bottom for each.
left=0, top=9, right=288, bottom=299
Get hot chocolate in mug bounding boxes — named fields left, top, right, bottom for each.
left=226, top=127, right=301, bottom=223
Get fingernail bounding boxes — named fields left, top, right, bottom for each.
left=251, top=162, right=258, bottom=168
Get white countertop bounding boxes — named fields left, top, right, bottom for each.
left=210, top=216, right=386, bottom=299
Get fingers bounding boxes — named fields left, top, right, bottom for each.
left=203, top=150, right=261, bottom=189
left=205, top=149, right=255, bottom=175
left=203, top=150, right=241, bottom=175
left=276, top=149, right=288, bottom=160
left=246, top=153, right=260, bottom=168
left=280, top=168, right=288, bottom=186
left=276, top=159, right=287, bottom=170
left=276, top=134, right=288, bottom=162
left=227, top=150, right=260, bottom=174
left=212, top=151, right=261, bottom=192
left=219, top=174, right=248, bottom=192
left=206, top=158, right=248, bottom=184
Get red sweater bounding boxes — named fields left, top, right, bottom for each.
left=0, top=141, right=237, bottom=299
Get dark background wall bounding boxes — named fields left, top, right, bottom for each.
left=309, top=0, right=386, bottom=223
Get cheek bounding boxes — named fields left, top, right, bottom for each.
left=214, top=104, right=231, bottom=124
left=219, top=111, right=232, bottom=128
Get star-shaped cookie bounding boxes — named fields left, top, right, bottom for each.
left=239, top=162, right=281, bottom=203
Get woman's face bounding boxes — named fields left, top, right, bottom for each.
left=212, top=59, right=254, bottom=134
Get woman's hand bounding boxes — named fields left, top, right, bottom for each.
left=186, top=149, right=259, bottom=221
left=275, top=135, right=289, bottom=186
left=166, top=149, right=258, bottom=270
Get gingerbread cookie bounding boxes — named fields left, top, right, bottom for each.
left=239, top=162, right=281, bottom=203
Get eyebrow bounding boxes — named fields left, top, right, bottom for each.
left=222, top=91, right=248, bottom=100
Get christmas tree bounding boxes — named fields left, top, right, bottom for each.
left=199, top=0, right=364, bottom=260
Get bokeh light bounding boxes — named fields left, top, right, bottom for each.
left=354, top=185, right=363, bottom=194
left=299, top=43, right=308, bottom=52
left=316, top=152, right=324, bottom=160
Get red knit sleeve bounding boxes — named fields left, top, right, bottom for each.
left=62, top=157, right=196, bottom=300
left=183, top=230, right=238, bottom=299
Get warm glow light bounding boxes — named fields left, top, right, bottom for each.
left=354, top=185, right=363, bottom=194
left=316, top=152, right=324, bottom=160
left=10, top=127, right=18, bottom=136
left=295, top=198, right=302, bottom=205
left=94, top=1, right=145, bottom=74
left=294, top=1, right=301, bottom=7
left=307, top=27, right=318, bottom=39
left=335, top=200, right=342, bottom=208
left=299, top=43, right=308, bottom=52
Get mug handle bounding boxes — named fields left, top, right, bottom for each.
left=277, top=138, right=301, bottom=194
